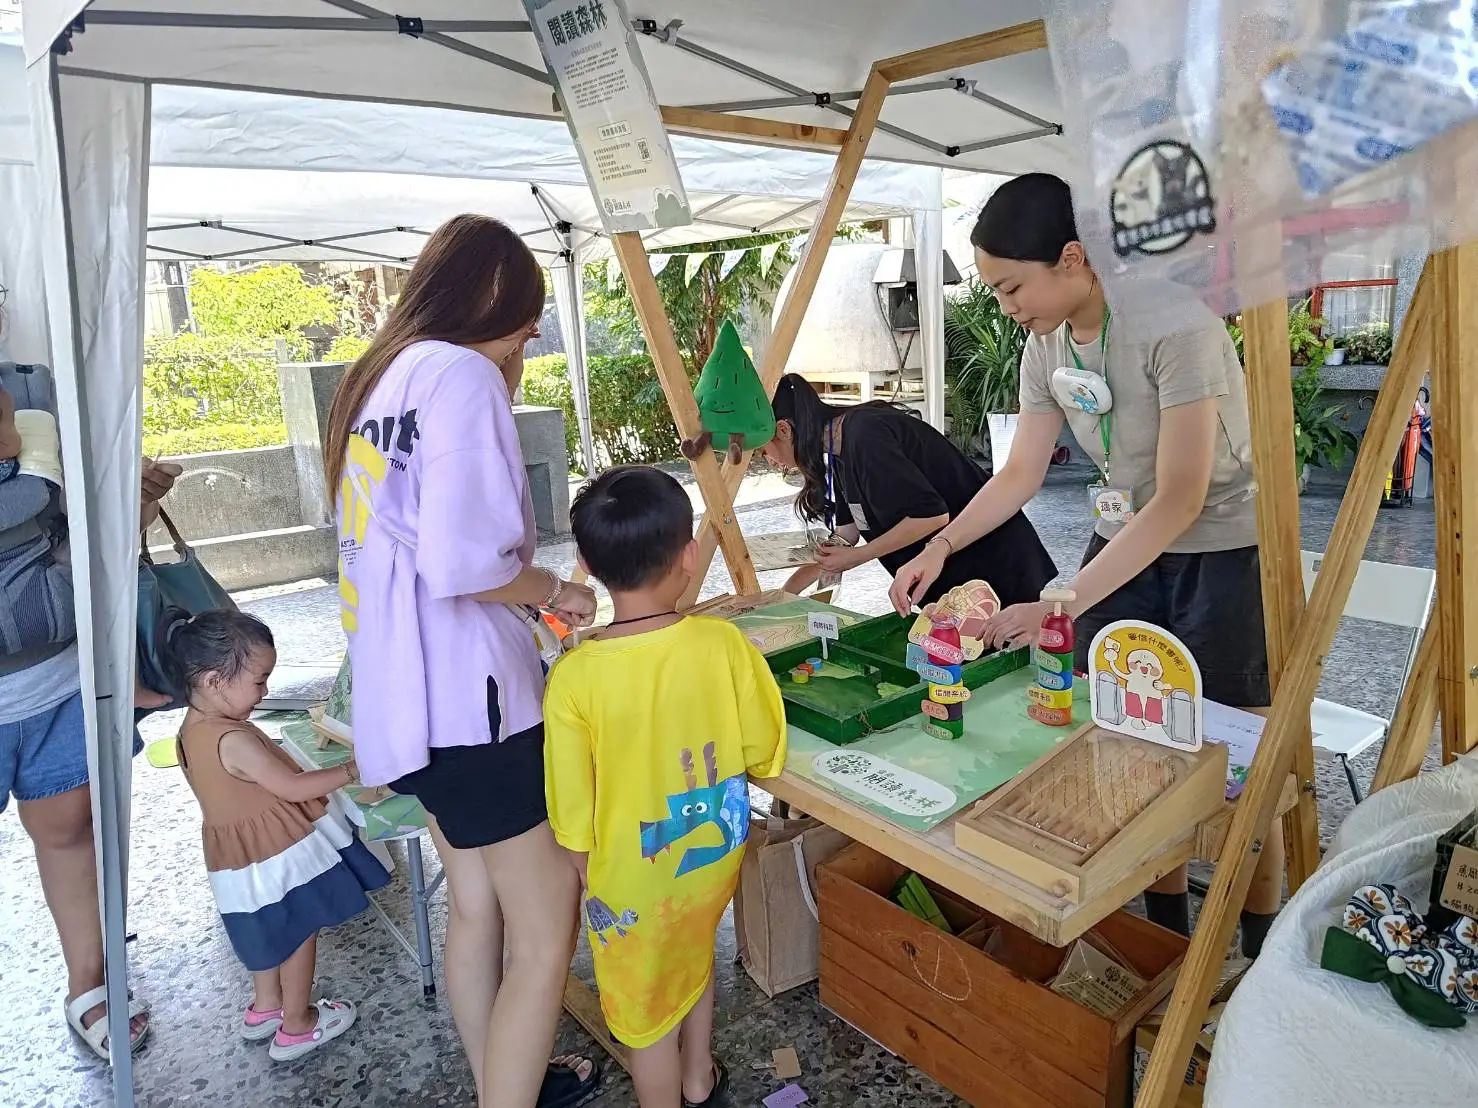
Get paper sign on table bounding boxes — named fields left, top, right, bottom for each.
left=763, top=1085, right=809, bottom=1108
left=807, top=611, right=840, bottom=659
left=1440, top=844, right=1478, bottom=918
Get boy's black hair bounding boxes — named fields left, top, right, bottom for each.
left=162, top=609, right=274, bottom=695
left=571, top=466, right=693, bottom=591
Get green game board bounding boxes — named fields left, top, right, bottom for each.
left=781, top=668, right=1091, bottom=833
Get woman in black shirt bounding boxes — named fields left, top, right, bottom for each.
left=764, top=374, right=1055, bottom=607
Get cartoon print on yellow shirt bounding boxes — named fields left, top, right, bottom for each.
left=639, top=743, right=750, bottom=877
left=336, top=433, right=387, bottom=634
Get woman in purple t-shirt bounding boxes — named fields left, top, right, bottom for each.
left=326, top=215, right=599, bottom=1108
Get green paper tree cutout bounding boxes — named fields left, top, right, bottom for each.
left=681, top=319, right=777, bottom=464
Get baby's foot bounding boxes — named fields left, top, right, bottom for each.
left=268, top=999, right=356, bottom=1062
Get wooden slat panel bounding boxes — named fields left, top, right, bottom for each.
left=659, top=105, right=848, bottom=150
left=820, top=930, right=1105, bottom=1108
left=875, top=20, right=1048, bottom=82
left=1243, top=299, right=1320, bottom=890
left=1431, top=242, right=1478, bottom=760
left=1136, top=263, right=1435, bottom=1107
left=822, top=951, right=1079, bottom=1108
left=817, top=856, right=1113, bottom=1088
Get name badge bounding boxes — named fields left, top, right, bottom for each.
left=1089, top=484, right=1135, bottom=523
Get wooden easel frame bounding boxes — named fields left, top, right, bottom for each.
left=574, top=19, right=1474, bottom=1102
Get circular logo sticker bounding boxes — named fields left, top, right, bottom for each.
left=1109, top=140, right=1216, bottom=258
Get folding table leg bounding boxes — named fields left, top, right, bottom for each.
left=406, top=838, right=437, bottom=998
left=1340, top=754, right=1364, bottom=805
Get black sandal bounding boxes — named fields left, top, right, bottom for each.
left=683, top=1059, right=730, bottom=1107
left=537, top=1055, right=602, bottom=1108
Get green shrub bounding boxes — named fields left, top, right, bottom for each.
left=144, top=422, right=289, bottom=458
left=325, top=334, right=371, bottom=363
left=520, top=353, right=688, bottom=474
left=143, top=332, right=284, bottom=434
left=189, top=264, right=340, bottom=359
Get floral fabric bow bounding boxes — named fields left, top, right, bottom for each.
left=1321, top=883, right=1478, bottom=1029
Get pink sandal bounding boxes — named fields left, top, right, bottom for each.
left=241, top=1003, right=284, bottom=1042
left=268, top=999, right=357, bottom=1062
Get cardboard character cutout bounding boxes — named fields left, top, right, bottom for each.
left=1088, top=619, right=1203, bottom=751
left=680, top=319, right=776, bottom=464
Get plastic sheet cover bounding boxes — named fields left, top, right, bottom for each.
left=1046, top=0, right=1478, bottom=339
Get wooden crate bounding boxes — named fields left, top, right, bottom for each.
left=818, top=843, right=1187, bottom=1108
left=953, top=725, right=1227, bottom=902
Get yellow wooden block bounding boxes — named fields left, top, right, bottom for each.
left=1027, top=684, right=1073, bottom=711
left=929, top=683, right=971, bottom=705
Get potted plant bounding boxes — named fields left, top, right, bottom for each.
left=1325, top=336, right=1347, bottom=366
left=1287, top=298, right=1333, bottom=367
left=943, top=280, right=1027, bottom=468
left=1343, top=322, right=1393, bottom=366
left=1291, top=361, right=1359, bottom=491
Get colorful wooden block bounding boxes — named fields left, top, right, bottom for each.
left=918, top=635, right=965, bottom=665
left=929, top=683, right=971, bottom=705
left=922, top=719, right=965, bottom=741
left=911, top=660, right=962, bottom=686
left=1027, top=684, right=1074, bottom=711
left=921, top=695, right=965, bottom=721
left=1032, top=646, right=1073, bottom=675
left=1035, top=666, right=1073, bottom=693
left=1027, top=703, right=1073, bottom=727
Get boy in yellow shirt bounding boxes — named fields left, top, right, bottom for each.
left=544, top=466, right=787, bottom=1107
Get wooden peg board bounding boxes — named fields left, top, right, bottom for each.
left=954, top=724, right=1227, bottom=903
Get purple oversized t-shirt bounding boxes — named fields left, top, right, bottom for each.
left=336, top=340, right=544, bottom=786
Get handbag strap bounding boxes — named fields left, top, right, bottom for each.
left=140, top=506, right=188, bottom=565
left=791, top=836, right=820, bottom=922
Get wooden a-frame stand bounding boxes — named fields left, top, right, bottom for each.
left=571, top=19, right=1477, bottom=1102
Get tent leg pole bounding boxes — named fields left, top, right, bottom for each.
left=1242, top=299, right=1320, bottom=891
left=1431, top=241, right=1478, bottom=761
left=609, top=232, right=760, bottom=594
left=1136, top=263, right=1436, bottom=1107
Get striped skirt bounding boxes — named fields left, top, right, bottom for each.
left=208, top=809, right=390, bottom=972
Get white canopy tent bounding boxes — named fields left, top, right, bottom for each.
left=15, top=6, right=1060, bottom=1103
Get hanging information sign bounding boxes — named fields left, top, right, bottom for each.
left=526, top=0, right=692, bottom=233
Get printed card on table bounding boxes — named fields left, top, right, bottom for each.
left=1088, top=620, right=1203, bottom=751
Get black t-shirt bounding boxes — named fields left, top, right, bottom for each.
left=830, top=405, right=1056, bottom=608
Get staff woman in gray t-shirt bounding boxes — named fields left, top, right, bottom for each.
left=890, top=172, right=1282, bottom=956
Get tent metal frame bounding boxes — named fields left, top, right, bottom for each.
left=55, top=6, right=1060, bottom=161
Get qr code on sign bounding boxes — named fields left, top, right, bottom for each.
left=637, top=139, right=651, bottom=162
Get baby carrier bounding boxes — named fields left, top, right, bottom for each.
left=0, top=361, right=76, bottom=676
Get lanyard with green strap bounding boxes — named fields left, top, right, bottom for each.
left=1067, top=307, right=1113, bottom=481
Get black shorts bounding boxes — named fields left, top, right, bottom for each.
left=389, top=678, right=549, bottom=850
left=1072, top=534, right=1271, bottom=708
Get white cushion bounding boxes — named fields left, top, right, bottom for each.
left=1309, top=697, right=1387, bottom=761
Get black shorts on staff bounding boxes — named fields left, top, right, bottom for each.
left=1071, top=533, right=1270, bottom=708
left=389, top=676, right=549, bottom=850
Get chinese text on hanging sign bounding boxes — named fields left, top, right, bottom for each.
left=525, top=0, right=692, bottom=234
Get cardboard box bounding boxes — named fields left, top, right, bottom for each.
left=817, top=843, right=1189, bottom=1108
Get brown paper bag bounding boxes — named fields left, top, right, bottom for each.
left=734, top=815, right=851, bottom=996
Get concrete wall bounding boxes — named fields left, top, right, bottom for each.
left=147, top=407, right=567, bottom=593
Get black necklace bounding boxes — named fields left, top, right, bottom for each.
left=606, top=610, right=679, bottom=628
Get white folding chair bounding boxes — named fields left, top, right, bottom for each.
left=1301, top=550, right=1435, bottom=802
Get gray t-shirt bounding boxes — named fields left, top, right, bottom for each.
left=1019, top=317, right=1258, bottom=553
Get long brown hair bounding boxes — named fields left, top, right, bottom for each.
left=323, top=213, right=545, bottom=496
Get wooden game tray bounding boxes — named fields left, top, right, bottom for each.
left=766, top=633, right=1028, bottom=745
left=954, top=724, right=1227, bottom=903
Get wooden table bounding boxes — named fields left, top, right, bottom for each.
left=561, top=686, right=1298, bottom=1068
